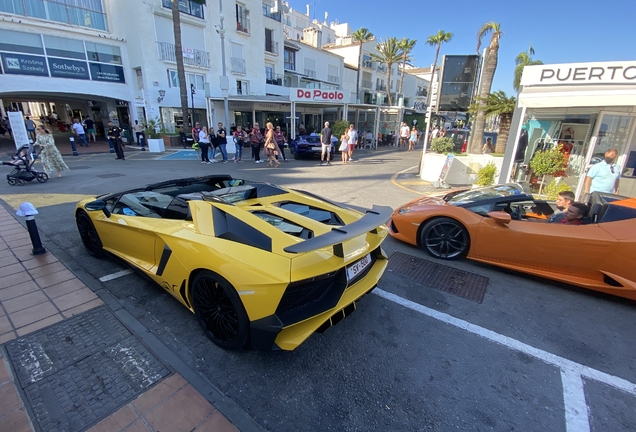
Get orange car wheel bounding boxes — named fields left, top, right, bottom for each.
left=419, top=217, right=470, bottom=260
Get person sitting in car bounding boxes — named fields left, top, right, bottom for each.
left=559, top=202, right=588, bottom=225
left=548, top=191, right=575, bottom=223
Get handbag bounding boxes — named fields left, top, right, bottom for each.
left=265, top=140, right=275, bottom=150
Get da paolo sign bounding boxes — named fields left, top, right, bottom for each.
left=290, top=88, right=348, bottom=103
left=521, top=61, right=636, bottom=86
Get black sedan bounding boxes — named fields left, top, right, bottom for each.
left=290, top=135, right=336, bottom=160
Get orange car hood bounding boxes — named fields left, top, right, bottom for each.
left=402, top=196, right=447, bottom=210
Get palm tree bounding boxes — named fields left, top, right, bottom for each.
left=424, top=30, right=453, bottom=108
left=352, top=28, right=375, bottom=103
left=397, top=38, right=417, bottom=102
left=469, top=91, right=516, bottom=153
left=513, top=44, right=543, bottom=92
left=171, top=0, right=206, bottom=129
left=470, top=21, right=502, bottom=154
left=369, top=37, right=403, bottom=106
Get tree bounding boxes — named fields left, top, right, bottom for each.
left=397, top=38, right=417, bottom=102
left=513, top=44, right=543, bottom=92
left=470, top=22, right=502, bottom=154
left=171, top=0, right=206, bottom=130
left=352, top=28, right=375, bottom=104
left=424, top=30, right=453, bottom=108
left=369, top=37, right=403, bottom=106
left=469, top=90, right=516, bottom=153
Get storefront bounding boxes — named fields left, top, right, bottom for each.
left=500, top=61, right=636, bottom=198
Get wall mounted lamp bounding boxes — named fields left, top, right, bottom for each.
left=157, top=89, right=166, bottom=103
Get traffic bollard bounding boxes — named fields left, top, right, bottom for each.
left=69, top=136, right=78, bottom=156
left=16, top=202, right=46, bottom=255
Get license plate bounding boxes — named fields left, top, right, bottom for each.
left=346, top=254, right=372, bottom=282
left=312, top=146, right=322, bottom=151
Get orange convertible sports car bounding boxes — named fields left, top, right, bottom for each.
left=389, top=183, right=636, bottom=301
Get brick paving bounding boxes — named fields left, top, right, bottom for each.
left=0, top=204, right=242, bottom=432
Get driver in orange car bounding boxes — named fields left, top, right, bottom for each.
left=548, top=191, right=575, bottom=223
left=559, top=202, right=588, bottom=225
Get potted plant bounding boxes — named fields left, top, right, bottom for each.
left=475, top=162, right=497, bottom=187
left=529, top=144, right=568, bottom=196
left=145, top=117, right=165, bottom=152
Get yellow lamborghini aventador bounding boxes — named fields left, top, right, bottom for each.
left=75, top=175, right=391, bottom=351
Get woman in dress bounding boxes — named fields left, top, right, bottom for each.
left=34, top=126, right=69, bottom=178
left=482, top=137, right=494, bottom=154
left=263, top=122, right=280, bottom=168
left=339, top=132, right=349, bottom=163
left=408, top=127, right=418, bottom=152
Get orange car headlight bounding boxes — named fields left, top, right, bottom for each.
left=398, top=207, right=414, bottom=215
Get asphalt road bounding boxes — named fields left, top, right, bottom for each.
left=1, top=147, right=635, bottom=432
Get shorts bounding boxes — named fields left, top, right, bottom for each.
left=27, top=129, right=35, bottom=133
left=348, top=144, right=355, bottom=151
left=87, top=129, right=96, bottom=134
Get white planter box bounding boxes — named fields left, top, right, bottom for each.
left=147, top=138, right=165, bottom=153
left=420, top=153, right=505, bottom=186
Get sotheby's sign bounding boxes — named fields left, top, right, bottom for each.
left=521, top=61, right=636, bottom=86
left=290, top=88, right=349, bottom=103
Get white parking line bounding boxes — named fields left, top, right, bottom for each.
left=373, top=288, right=636, bottom=431
left=99, top=269, right=134, bottom=282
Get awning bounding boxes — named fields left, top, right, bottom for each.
left=518, top=84, right=636, bottom=108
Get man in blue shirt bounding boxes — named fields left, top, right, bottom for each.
left=584, top=148, right=620, bottom=194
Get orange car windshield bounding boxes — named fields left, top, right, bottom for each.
left=447, top=183, right=527, bottom=205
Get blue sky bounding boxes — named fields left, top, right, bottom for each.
left=288, top=0, right=636, bottom=95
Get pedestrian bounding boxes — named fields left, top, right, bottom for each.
left=33, top=126, right=69, bottom=178
left=482, top=137, right=495, bottom=154
left=216, top=122, right=229, bottom=163
left=320, top=121, right=332, bottom=166
left=233, top=125, right=245, bottom=163
left=274, top=126, right=288, bottom=162
left=399, top=122, right=410, bottom=150
left=263, top=122, right=280, bottom=168
left=191, top=122, right=201, bottom=159
left=3, top=116, right=12, bottom=137
left=198, top=126, right=211, bottom=163
left=249, top=123, right=263, bottom=163
left=72, top=118, right=89, bottom=147
left=346, top=124, right=357, bottom=162
left=84, top=116, right=97, bottom=143
left=408, top=126, right=418, bottom=151
left=584, top=148, right=621, bottom=194
left=133, top=120, right=145, bottom=148
left=209, top=126, right=219, bottom=162
left=430, top=125, right=440, bottom=140
left=107, top=121, right=125, bottom=160
left=339, top=131, right=349, bottom=163
left=24, top=116, right=36, bottom=142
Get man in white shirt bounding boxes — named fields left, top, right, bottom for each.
left=399, top=122, right=410, bottom=150
left=430, top=126, right=440, bottom=140
left=72, top=118, right=89, bottom=147
left=346, top=124, right=358, bottom=161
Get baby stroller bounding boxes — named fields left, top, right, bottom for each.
left=2, top=144, right=48, bottom=186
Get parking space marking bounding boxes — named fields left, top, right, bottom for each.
left=373, top=288, right=636, bottom=431
left=99, top=269, right=134, bottom=282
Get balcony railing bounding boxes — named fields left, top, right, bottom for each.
left=361, top=80, right=374, bottom=89
left=156, top=42, right=211, bottom=68
left=376, top=84, right=387, bottom=91
left=327, top=75, right=339, bottom=83
left=377, top=64, right=387, bottom=73
left=265, top=41, right=279, bottom=55
left=362, top=60, right=376, bottom=70
left=236, top=15, right=250, bottom=34
left=266, top=73, right=284, bottom=86
left=231, top=57, right=246, bottom=74
left=416, top=90, right=428, bottom=97
left=304, top=69, right=316, bottom=78
left=284, top=62, right=296, bottom=71
left=262, top=3, right=282, bottom=21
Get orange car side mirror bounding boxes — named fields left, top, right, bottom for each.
left=487, top=211, right=511, bottom=225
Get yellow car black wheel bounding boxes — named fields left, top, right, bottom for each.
left=192, top=271, right=249, bottom=350
left=76, top=211, right=104, bottom=258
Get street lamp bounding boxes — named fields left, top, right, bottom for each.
left=190, top=83, right=196, bottom=127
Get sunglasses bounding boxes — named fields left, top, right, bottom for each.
left=610, top=165, right=615, bottom=174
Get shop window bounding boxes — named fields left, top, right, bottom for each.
left=162, top=0, right=204, bottom=19
left=85, top=42, right=122, bottom=64
left=43, top=36, right=85, bottom=60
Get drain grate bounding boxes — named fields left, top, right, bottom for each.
left=96, top=173, right=125, bottom=178
left=387, top=252, right=488, bottom=303
left=5, top=306, right=170, bottom=431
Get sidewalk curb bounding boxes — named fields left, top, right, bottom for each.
left=0, top=200, right=265, bottom=432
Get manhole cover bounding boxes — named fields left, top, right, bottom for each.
left=96, top=173, right=125, bottom=178
left=387, top=252, right=488, bottom=303
left=5, top=306, right=170, bottom=431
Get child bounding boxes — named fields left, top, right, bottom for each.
left=339, top=132, right=349, bottom=163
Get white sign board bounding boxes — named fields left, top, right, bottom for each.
left=521, top=61, right=636, bottom=86
left=8, top=112, right=29, bottom=149
left=290, top=88, right=349, bottom=103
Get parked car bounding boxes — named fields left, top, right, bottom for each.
left=75, top=175, right=391, bottom=351
left=445, top=129, right=498, bottom=153
left=389, top=183, right=636, bottom=301
left=290, top=135, right=335, bottom=159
